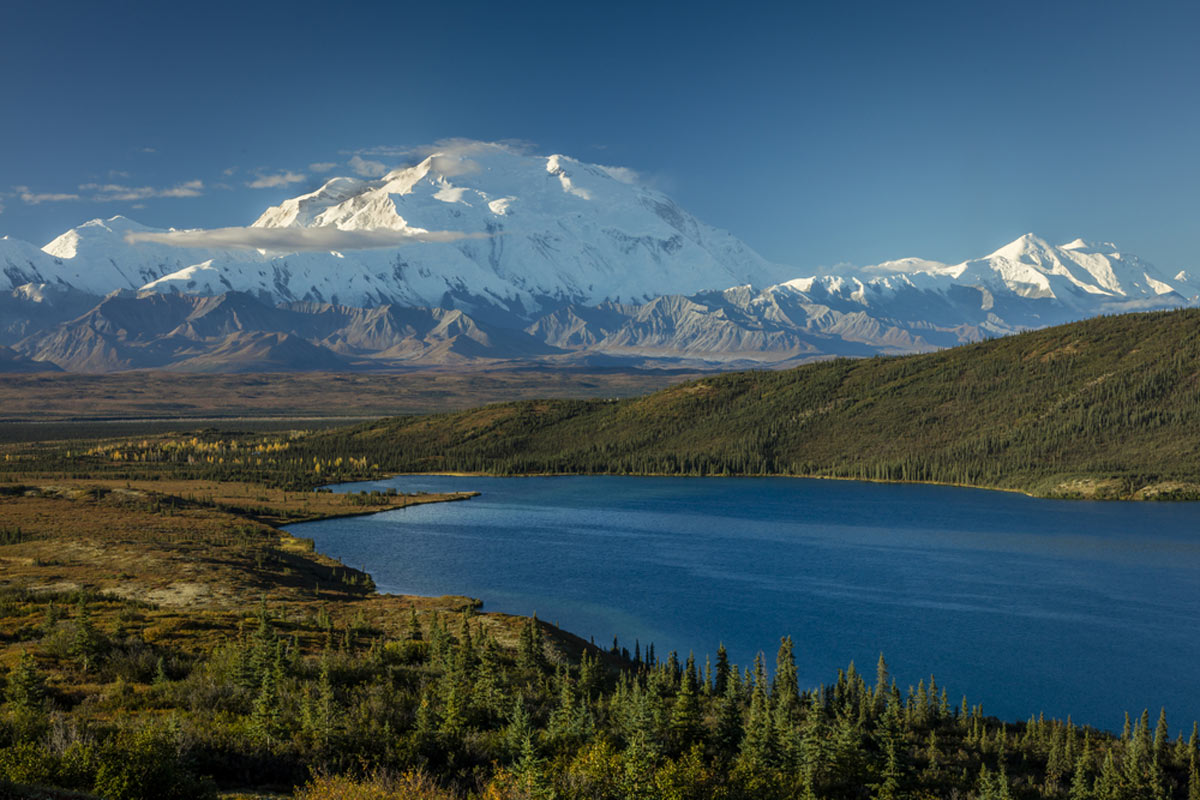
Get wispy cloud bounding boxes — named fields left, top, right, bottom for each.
left=15, top=186, right=82, bottom=205
left=159, top=180, right=205, bottom=198
left=348, top=155, right=387, bottom=177
left=309, top=162, right=338, bottom=173
left=246, top=171, right=306, bottom=189
left=78, top=180, right=204, bottom=201
left=125, top=225, right=490, bottom=252
left=351, top=138, right=536, bottom=162
left=596, top=165, right=639, bottom=184
left=15, top=179, right=205, bottom=205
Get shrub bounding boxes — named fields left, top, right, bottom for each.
left=296, top=770, right=456, bottom=800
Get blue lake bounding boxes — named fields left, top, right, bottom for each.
left=290, top=475, right=1200, bottom=730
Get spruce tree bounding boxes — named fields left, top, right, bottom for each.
left=668, top=659, right=702, bottom=752
left=798, top=692, right=827, bottom=792
left=714, top=642, right=731, bottom=696
left=1069, top=747, right=1093, bottom=800
left=740, top=652, right=774, bottom=769
left=1094, top=750, right=1123, bottom=800
left=315, top=654, right=337, bottom=750
left=407, top=604, right=422, bottom=640
left=69, top=595, right=102, bottom=672
left=5, top=650, right=45, bottom=713
left=512, top=735, right=555, bottom=800
left=874, top=653, right=889, bottom=715
left=773, top=635, right=800, bottom=722
left=714, top=675, right=744, bottom=756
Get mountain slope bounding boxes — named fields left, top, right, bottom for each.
left=311, top=308, right=1200, bottom=498
left=5, top=144, right=788, bottom=312
left=0, top=345, right=60, bottom=373
left=1, top=143, right=1195, bottom=371
left=13, top=290, right=569, bottom=372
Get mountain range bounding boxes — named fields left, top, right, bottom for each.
left=1, top=143, right=1196, bottom=372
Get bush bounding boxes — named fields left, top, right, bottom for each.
left=91, top=724, right=215, bottom=800
left=296, top=770, right=456, bottom=800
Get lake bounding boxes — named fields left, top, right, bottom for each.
left=289, top=475, right=1200, bottom=730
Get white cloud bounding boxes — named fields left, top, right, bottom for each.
left=596, top=164, right=639, bottom=184
left=77, top=180, right=204, bottom=201
left=338, top=140, right=536, bottom=180
left=309, top=162, right=338, bottom=173
left=247, top=171, right=306, bottom=189
left=416, top=138, right=535, bottom=159
left=139, top=147, right=157, bottom=154
left=0, top=201, right=5, bottom=215
left=125, top=225, right=491, bottom=252
left=159, top=179, right=205, bottom=198
left=16, top=186, right=82, bottom=205
left=349, top=155, right=387, bottom=177
left=222, top=167, right=238, bottom=177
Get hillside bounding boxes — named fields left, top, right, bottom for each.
left=312, top=308, right=1200, bottom=499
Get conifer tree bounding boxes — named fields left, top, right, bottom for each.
left=740, top=652, right=774, bottom=769
left=5, top=649, right=45, bottom=713
left=473, top=638, right=507, bottom=721
left=414, top=684, right=441, bottom=754
left=874, top=736, right=900, bottom=800
left=547, top=666, right=576, bottom=746
left=714, top=643, right=731, bottom=696
left=504, top=695, right=533, bottom=759
left=714, top=675, right=744, bottom=756
left=250, top=665, right=282, bottom=746
left=669, top=659, right=702, bottom=752
left=798, top=692, right=827, bottom=792
left=773, top=636, right=800, bottom=722
left=314, top=654, right=337, bottom=750
left=69, top=595, right=102, bottom=672
left=830, top=703, right=863, bottom=789
left=1094, top=750, right=1123, bottom=800
left=407, top=604, right=422, bottom=640
left=874, top=653, right=889, bottom=715
left=1069, top=746, right=1094, bottom=800
left=512, top=735, right=555, bottom=800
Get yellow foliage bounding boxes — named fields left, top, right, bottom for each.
left=295, top=770, right=455, bottom=800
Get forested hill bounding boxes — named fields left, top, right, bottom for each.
left=314, top=309, right=1200, bottom=499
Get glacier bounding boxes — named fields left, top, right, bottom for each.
left=0, top=143, right=1195, bottom=372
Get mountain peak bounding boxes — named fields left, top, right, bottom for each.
left=987, top=233, right=1057, bottom=262
left=1060, top=238, right=1119, bottom=254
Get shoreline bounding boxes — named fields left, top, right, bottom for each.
left=350, top=469, right=1199, bottom=503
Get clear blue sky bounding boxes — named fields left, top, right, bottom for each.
left=2, top=0, right=1197, bottom=272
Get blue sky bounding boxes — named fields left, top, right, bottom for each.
left=2, top=0, right=1198, bottom=272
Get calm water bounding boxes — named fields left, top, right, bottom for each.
left=290, top=476, right=1200, bottom=730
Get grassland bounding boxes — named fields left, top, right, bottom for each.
left=0, top=369, right=696, bottom=424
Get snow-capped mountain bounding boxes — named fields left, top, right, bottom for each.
left=2, top=144, right=787, bottom=312
left=1, top=143, right=1196, bottom=372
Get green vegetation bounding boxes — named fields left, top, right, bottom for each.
left=3, top=596, right=1198, bottom=800
left=3, top=309, right=1200, bottom=796
left=310, top=309, right=1200, bottom=499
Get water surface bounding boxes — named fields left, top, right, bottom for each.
left=290, top=476, right=1200, bottom=729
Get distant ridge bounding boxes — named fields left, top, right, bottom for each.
left=309, top=308, right=1200, bottom=500
left=1, top=143, right=1195, bottom=371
